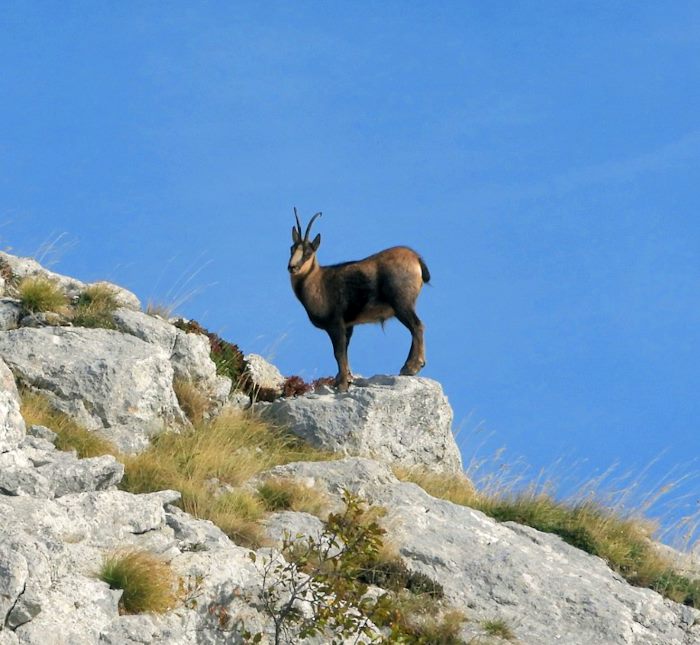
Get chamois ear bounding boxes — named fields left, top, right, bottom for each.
left=292, top=226, right=301, bottom=243
left=311, top=233, right=321, bottom=251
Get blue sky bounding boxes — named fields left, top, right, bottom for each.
left=2, top=3, right=699, bottom=540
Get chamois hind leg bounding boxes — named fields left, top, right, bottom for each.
left=395, top=306, right=425, bottom=376
left=327, top=323, right=351, bottom=392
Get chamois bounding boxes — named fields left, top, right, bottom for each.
left=288, top=208, right=430, bottom=392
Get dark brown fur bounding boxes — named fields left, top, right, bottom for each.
left=288, top=212, right=429, bottom=392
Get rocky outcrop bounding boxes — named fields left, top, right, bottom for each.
left=0, top=252, right=140, bottom=311
left=0, top=327, right=187, bottom=452
left=113, top=308, right=231, bottom=408
left=1, top=249, right=698, bottom=645
left=261, top=375, right=462, bottom=474
left=259, top=458, right=700, bottom=645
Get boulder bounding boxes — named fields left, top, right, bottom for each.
left=0, top=327, right=187, bottom=440
left=246, top=353, right=285, bottom=395
left=0, top=356, right=25, bottom=453
left=261, top=458, right=700, bottom=645
left=262, top=375, right=462, bottom=474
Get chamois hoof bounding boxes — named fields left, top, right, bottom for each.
left=400, top=361, right=425, bottom=376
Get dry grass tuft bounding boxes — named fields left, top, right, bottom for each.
left=20, top=390, right=116, bottom=458
left=394, top=467, right=478, bottom=507
left=172, top=378, right=211, bottom=425
left=18, top=277, right=68, bottom=314
left=482, top=617, right=516, bottom=641
left=256, top=477, right=328, bottom=516
left=71, top=283, right=119, bottom=329
left=99, top=549, right=176, bottom=614
left=120, top=409, right=332, bottom=548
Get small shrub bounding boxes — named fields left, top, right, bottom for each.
left=281, top=376, right=313, bottom=398
left=99, top=549, right=176, bottom=614
left=20, top=390, right=116, bottom=458
left=252, top=492, right=461, bottom=644
left=173, top=319, right=248, bottom=385
left=311, top=376, right=336, bottom=390
left=372, top=592, right=465, bottom=644
left=18, top=277, right=68, bottom=313
left=257, top=478, right=328, bottom=516
left=72, top=283, right=119, bottom=329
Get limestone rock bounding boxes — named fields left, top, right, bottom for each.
left=246, top=353, right=285, bottom=395
left=0, top=327, right=187, bottom=437
left=0, top=356, right=25, bottom=453
left=0, top=299, right=21, bottom=331
left=262, top=458, right=700, bottom=645
left=262, top=375, right=462, bottom=474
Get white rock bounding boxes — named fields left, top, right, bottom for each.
left=0, top=327, right=187, bottom=436
left=0, top=356, right=25, bottom=453
left=262, top=375, right=462, bottom=474
left=262, top=458, right=700, bottom=645
left=0, top=299, right=21, bottom=331
left=245, top=354, right=285, bottom=395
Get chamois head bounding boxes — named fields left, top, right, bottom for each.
left=288, top=208, right=322, bottom=277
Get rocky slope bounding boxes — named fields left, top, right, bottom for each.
left=0, top=250, right=698, bottom=644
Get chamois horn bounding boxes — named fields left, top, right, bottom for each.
left=304, top=212, right=322, bottom=242
left=293, top=207, right=303, bottom=237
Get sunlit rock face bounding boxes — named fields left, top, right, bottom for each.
left=261, top=375, right=463, bottom=474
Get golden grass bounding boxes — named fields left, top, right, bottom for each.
left=173, top=378, right=211, bottom=425
left=256, top=477, right=329, bottom=516
left=18, top=277, right=68, bottom=314
left=20, top=390, right=117, bottom=458
left=71, top=283, right=119, bottom=329
left=99, top=549, right=176, bottom=614
left=120, top=409, right=333, bottom=547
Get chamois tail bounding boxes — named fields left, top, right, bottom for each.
left=418, top=256, right=431, bottom=284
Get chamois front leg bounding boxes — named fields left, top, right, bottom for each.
left=327, top=323, right=351, bottom=392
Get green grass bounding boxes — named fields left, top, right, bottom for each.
left=71, top=283, right=120, bottom=329
left=18, top=276, right=68, bottom=314
left=99, top=549, right=176, bottom=614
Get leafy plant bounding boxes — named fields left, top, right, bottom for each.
left=99, top=549, right=176, bottom=614
left=250, top=491, right=461, bottom=645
